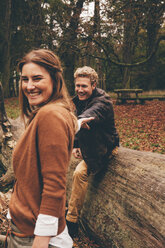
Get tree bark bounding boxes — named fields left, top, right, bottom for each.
left=67, top=147, right=165, bottom=248
left=1, top=0, right=12, bottom=97
left=61, top=0, right=85, bottom=95
left=146, top=1, right=164, bottom=90
left=122, top=1, right=140, bottom=88
left=0, top=82, right=14, bottom=186
left=0, top=82, right=8, bottom=125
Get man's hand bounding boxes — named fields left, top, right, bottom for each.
left=72, top=148, right=82, bottom=159
left=80, top=117, right=95, bottom=130
left=32, top=236, right=50, bottom=248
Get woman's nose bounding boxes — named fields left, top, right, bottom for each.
left=26, top=80, right=35, bottom=90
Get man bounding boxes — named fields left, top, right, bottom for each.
left=66, top=66, right=119, bottom=238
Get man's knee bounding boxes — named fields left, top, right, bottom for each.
left=73, top=161, right=88, bottom=182
left=73, top=167, right=87, bottom=181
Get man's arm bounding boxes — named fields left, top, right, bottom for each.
left=78, top=97, right=114, bottom=124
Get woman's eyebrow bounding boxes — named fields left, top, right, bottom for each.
left=21, top=75, right=43, bottom=78
left=32, top=75, right=43, bottom=78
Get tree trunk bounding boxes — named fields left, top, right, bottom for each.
left=63, top=52, right=76, bottom=96
left=93, top=0, right=104, bottom=89
left=122, top=2, right=139, bottom=89
left=146, top=23, right=159, bottom=90
left=1, top=0, right=12, bottom=97
left=61, top=0, right=85, bottom=95
left=0, top=82, right=8, bottom=125
left=0, top=82, right=14, bottom=187
left=145, top=1, right=164, bottom=90
left=67, top=147, right=165, bottom=248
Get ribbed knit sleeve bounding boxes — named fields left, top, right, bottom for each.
left=37, top=105, right=72, bottom=218
left=9, top=103, right=74, bottom=235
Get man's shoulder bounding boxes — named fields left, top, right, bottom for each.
left=95, top=87, right=109, bottom=97
left=92, top=88, right=111, bottom=103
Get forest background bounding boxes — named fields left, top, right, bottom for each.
left=0, top=0, right=165, bottom=98
left=0, top=2, right=165, bottom=247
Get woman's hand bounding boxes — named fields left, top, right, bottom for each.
left=72, top=148, right=82, bottom=159
left=32, top=236, right=51, bottom=248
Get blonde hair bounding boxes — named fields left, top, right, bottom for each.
left=18, top=49, right=76, bottom=126
left=74, top=66, right=98, bottom=85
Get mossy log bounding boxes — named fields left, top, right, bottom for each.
left=0, top=117, right=24, bottom=187
left=67, top=147, right=165, bottom=248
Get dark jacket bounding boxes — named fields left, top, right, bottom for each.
left=73, top=88, right=119, bottom=174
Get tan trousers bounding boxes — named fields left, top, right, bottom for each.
left=66, top=160, right=88, bottom=223
left=66, top=148, right=118, bottom=223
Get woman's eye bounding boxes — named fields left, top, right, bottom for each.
left=22, top=78, right=28, bottom=82
left=33, top=77, right=41, bottom=82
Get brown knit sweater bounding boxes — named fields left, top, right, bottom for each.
left=9, top=103, right=75, bottom=236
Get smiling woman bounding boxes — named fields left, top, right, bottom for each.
left=21, top=63, right=53, bottom=106
left=6, top=49, right=77, bottom=248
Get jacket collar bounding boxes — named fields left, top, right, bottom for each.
left=73, top=87, right=98, bottom=104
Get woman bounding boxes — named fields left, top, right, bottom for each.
left=7, top=49, right=77, bottom=248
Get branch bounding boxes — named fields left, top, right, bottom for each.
left=81, top=53, right=107, bottom=62
left=84, top=35, right=165, bottom=67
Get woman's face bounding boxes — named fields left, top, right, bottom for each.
left=21, top=62, right=53, bottom=106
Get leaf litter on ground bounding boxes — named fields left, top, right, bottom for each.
left=114, top=100, right=165, bottom=154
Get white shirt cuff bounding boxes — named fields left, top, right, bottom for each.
left=7, top=209, right=11, bottom=219
left=77, top=119, right=83, bottom=132
left=34, top=214, right=58, bottom=236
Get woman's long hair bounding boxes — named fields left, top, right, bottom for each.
left=18, top=49, right=76, bottom=127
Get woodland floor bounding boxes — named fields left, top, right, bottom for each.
left=0, top=99, right=165, bottom=248
left=114, top=100, right=165, bottom=154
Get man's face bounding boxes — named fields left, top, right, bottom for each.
left=75, top=77, right=96, bottom=101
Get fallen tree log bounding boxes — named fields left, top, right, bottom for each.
left=0, top=83, right=24, bottom=187
left=67, top=147, right=165, bottom=248
left=0, top=117, right=24, bottom=187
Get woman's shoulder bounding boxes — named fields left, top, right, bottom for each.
left=36, top=103, right=74, bottom=127
left=38, top=103, right=67, bottom=116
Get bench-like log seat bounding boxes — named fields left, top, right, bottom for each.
left=67, top=148, right=165, bottom=248
left=114, top=89, right=165, bottom=104
left=114, top=89, right=143, bottom=104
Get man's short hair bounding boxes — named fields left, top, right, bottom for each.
left=74, top=66, right=98, bottom=85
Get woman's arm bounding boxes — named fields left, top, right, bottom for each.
left=37, top=107, right=70, bottom=217
left=32, top=236, right=51, bottom=248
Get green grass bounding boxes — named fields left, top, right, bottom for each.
left=109, top=89, right=165, bottom=99
left=141, top=90, right=165, bottom=97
